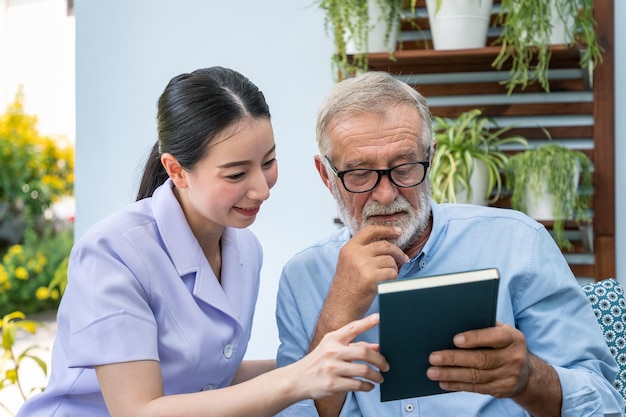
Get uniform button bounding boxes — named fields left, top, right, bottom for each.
left=420, top=260, right=426, bottom=268
left=405, top=403, right=415, bottom=412
left=223, top=344, right=234, bottom=359
left=201, top=383, right=214, bottom=391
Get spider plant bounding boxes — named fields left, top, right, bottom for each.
left=430, top=109, right=528, bottom=204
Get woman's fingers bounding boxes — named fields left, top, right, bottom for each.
left=329, top=313, right=379, bottom=344
left=294, top=313, right=391, bottom=399
left=324, top=314, right=389, bottom=372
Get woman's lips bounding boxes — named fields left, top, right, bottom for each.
left=234, top=206, right=260, bottom=217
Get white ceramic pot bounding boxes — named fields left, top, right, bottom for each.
left=425, top=0, right=494, bottom=50
left=346, top=0, right=399, bottom=54
left=455, top=158, right=490, bottom=206
left=524, top=164, right=580, bottom=220
left=520, top=0, right=575, bottom=45
left=546, top=0, right=575, bottom=44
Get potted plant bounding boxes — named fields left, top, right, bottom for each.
left=429, top=109, right=528, bottom=205
left=425, top=0, right=494, bottom=51
left=317, top=0, right=410, bottom=79
left=493, top=0, right=603, bottom=94
left=505, top=143, right=592, bottom=249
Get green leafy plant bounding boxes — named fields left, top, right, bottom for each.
left=505, top=143, right=592, bottom=249
left=430, top=109, right=528, bottom=204
left=0, top=228, right=71, bottom=317
left=493, top=0, right=603, bottom=94
left=317, top=0, right=413, bottom=79
left=0, top=311, right=47, bottom=416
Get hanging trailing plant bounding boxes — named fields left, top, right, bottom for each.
left=493, top=0, right=603, bottom=94
left=317, top=0, right=411, bottom=80
left=505, top=144, right=592, bottom=249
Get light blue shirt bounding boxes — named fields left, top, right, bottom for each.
left=276, top=201, right=624, bottom=417
left=18, top=179, right=262, bottom=417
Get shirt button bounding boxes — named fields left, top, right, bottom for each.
left=420, top=260, right=426, bottom=268
left=223, top=344, right=234, bottom=359
left=405, top=403, right=415, bottom=412
left=201, top=383, right=214, bottom=391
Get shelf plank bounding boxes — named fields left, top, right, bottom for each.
left=364, top=45, right=584, bottom=74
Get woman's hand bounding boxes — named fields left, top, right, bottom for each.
left=290, top=313, right=389, bottom=400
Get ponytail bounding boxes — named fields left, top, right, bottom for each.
left=136, top=141, right=169, bottom=201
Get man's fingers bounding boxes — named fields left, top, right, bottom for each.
left=354, top=225, right=404, bottom=244
left=453, top=323, right=519, bottom=350
left=351, top=226, right=410, bottom=266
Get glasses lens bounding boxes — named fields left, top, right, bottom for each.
left=343, top=169, right=379, bottom=192
left=391, top=163, right=425, bottom=187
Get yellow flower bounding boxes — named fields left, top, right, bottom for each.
left=15, top=266, right=29, bottom=280
left=36, top=287, right=50, bottom=300
left=50, top=289, right=60, bottom=300
left=8, top=245, right=22, bottom=256
left=0, top=265, right=8, bottom=283
left=5, top=369, right=17, bottom=383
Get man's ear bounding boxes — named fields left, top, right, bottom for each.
left=314, top=155, right=333, bottom=193
left=161, top=153, right=187, bottom=188
left=431, top=140, right=437, bottom=163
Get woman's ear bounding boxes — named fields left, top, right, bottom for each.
left=314, top=155, right=333, bottom=192
left=161, top=153, right=187, bottom=188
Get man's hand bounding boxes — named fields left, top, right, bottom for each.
left=426, top=322, right=562, bottom=417
left=311, top=225, right=409, bottom=417
left=328, top=225, right=410, bottom=323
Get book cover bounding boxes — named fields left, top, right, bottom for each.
left=378, top=268, right=500, bottom=402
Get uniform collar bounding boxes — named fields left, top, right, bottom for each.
left=151, top=179, right=244, bottom=319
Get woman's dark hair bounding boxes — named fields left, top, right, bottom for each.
left=136, top=66, right=271, bottom=200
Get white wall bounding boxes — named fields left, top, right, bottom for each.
left=74, top=0, right=339, bottom=359
left=0, top=0, right=75, bottom=143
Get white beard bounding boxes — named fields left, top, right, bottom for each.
left=331, top=179, right=432, bottom=250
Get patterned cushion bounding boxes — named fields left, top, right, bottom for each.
left=581, top=278, right=626, bottom=408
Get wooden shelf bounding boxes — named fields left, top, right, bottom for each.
left=365, top=45, right=584, bottom=75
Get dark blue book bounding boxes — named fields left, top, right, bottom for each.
left=378, top=268, right=500, bottom=402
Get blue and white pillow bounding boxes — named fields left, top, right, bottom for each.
left=581, top=278, right=626, bottom=406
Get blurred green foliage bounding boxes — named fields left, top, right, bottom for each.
left=0, top=89, right=73, bottom=316
left=0, top=89, right=74, bottom=250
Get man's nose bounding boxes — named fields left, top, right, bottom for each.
left=370, top=173, right=398, bottom=205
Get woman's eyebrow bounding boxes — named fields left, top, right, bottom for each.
left=217, top=145, right=276, bottom=169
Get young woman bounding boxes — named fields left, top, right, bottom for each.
left=17, top=67, right=388, bottom=417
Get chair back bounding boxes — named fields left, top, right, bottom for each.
left=581, top=278, right=626, bottom=410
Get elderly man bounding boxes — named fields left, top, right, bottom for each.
left=275, top=71, right=623, bottom=417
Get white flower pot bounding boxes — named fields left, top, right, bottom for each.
left=524, top=164, right=580, bottom=220
left=517, top=0, right=575, bottom=45
left=549, top=1, right=574, bottom=45
left=455, top=158, right=490, bottom=206
left=346, top=0, right=399, bottom=54
left=425, top=0, right=494, bottom=51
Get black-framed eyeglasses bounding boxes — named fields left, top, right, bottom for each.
left=324, top=156, right=430, bottom=193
